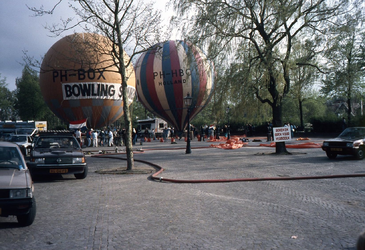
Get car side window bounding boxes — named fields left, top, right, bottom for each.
left=0, top=148, right=23, bottom=169
left=11, top=150, right=24, bottom=169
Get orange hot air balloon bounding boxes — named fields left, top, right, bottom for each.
left=39, top=33, right=136, bottom=129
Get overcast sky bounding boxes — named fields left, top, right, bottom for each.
left=0, top=0, right=173, bottom=91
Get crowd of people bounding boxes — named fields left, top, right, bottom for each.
left=74, top=121, right=301, bottom=147
left=74, top=128, right=123, bottom=148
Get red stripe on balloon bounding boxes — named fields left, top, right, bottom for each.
left=145, top=50, right=170, bottom=123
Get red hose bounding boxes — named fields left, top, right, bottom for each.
left=92, top=154, right=365, bottom=183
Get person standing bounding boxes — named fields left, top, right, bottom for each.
left=86, top=129, right=92, bottom=147
left=92, top=130, right=98, bottom=147
left=75, top=129, right=82, bottom=146
left=163, top=126, right=168, bottom=141
left=266, top=122, right=273, bottom=141
left=290, top=123, right=295, bottom=138
left=108, top=130, right=114, bottom=147
left=100, top=130, right=105, bottom=146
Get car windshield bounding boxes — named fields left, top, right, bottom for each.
left=34, top=137, right=80, bottom=149
left=0, top=147, right=24, bottom=169
left=338, top=127, right=365, bottom=139
left=10, top=136, right=26, bottom=143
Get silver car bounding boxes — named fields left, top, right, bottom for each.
left=0, top=141, right=36, bottom=226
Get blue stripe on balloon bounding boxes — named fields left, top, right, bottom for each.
left=139, top=50, right=161, bottom=118
left=162, top=41, right=179, bottom=124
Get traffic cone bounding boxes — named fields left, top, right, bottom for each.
left=160, top=138, right=164, bottom=142
left=171, top=137, right=177, bottom=144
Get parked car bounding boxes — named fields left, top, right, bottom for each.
left=28, top=131, right=88, bottom=179
left=322, top=127, right=365, bottom=160
left=0, top=141, right=36, bottom=226
left=9, top=134, right=33, bottom=156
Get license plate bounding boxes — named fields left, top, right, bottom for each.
left=330, top=148, right=342, bottom=152
left=50, top=169, right=68, bottom=174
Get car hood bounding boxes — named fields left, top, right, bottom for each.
left=325, top=137, right=363, bottom=143
left=0, top=168, right=30, bottom=189
left=32, top=148, right=84, bottom=157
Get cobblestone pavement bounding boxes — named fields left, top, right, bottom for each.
left=1, top=137, right=365, bottom=249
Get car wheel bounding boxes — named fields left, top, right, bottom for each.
left=355, top=148, right=365, bottom=160
left=17, top=197, right=36, bottom=227
left=326, top=151, right=337, bottom=159
left=75, top=167, right=88, bottom=179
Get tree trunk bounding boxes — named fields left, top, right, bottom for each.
left=299, top=99, right=304, bottom=130
left=347, top=97, right=351, bottom=127
left=124, top=105, right=134, bottom=171
left=114, top=6, right=134, bottom=171
left=121, top=67, right=134, bottom=171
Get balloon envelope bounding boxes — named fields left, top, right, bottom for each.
left=135, top=40, right=214, bottom=132
left=39, top=33, right=136, bottom=129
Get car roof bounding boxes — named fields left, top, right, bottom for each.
left=0, top=141, right=21, bottom=148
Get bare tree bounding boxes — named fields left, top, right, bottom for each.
left=30, top=0, right=162, bottom=170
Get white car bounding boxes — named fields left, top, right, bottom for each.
left=9, top=134, right=33, bottom=156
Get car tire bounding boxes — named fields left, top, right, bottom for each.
left=17, top=197, right=36, bottom=227
left=326, top=151, right=337, bottom=159
left=75, top=167, right=88, bottom=179
left=355, top=148, right=365, bottom=160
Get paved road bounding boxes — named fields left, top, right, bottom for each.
left=1, top=137, right=365, bottom=249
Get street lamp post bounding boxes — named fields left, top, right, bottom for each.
left=226, top=106, right=230, bottom=139
left=184, top=93, right=192, bottom=154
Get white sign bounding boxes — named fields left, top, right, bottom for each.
left=273, top=126, right=291, bottom=142
left=62, top=82, right=136, bottom=102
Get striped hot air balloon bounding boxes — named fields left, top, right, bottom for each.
left=135, top=40, right=214, bottom=132
left=39, top=33, right=136, bottom=129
